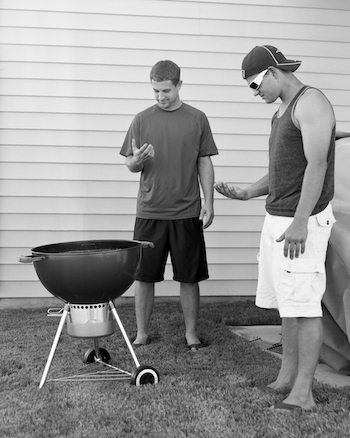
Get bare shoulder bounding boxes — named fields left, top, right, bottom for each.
left=295, top=87, right=334, bottom=123
left=298, top=88, right=333, bottom=111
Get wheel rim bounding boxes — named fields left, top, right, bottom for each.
left=136, top=369, right=159, bottom=386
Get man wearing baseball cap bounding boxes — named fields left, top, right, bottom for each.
left=215, top=45, right=336, bottom=411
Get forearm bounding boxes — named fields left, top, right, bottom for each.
left=245, top=173, right=269, bottom=199
left=198, top=157, right=214, bottom=205
left=294, top=162, right=328, bottom=222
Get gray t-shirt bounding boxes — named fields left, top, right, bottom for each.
left=120, top=103, right=218, bottom=220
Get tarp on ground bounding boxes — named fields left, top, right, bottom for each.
left=321, top=137, right=350, bottom=375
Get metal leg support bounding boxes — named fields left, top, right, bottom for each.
left=93, top=338, right=101, bottom=360
left=108, top=300, right=140, bottom=368
left=39, top=303, right=70, bottom=389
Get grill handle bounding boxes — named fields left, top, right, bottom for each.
left=140, top=241, right=155, bottom=248
left=18, top=255, right=46, bottom=263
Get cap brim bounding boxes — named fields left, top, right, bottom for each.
left=277, top=61, right=301, bottom=72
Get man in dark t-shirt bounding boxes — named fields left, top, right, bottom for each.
left=120, top=60, right=218, bottom=351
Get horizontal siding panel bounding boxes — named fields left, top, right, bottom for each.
left=0, top=43, right=237, bottom=70
left=0, top=162, right=131, bottom=181
left=214, top=135, right=269, bottom=152
left=1, top=7, right=350, bottom=43
left=0, top=145, right=120, bottom=164
left=214, top=167, right=267, bottom=184
left=0, top=59, right=239, bottom=84
left=0, top=128, right=124, bottom=147
left=198, top=2, right=350, bottom=25
left=333, top=106, right=350, bottom=124
left=0, top=198, right=265, bottom=217
left=2, top=102, right=350, bottom=135
left=0, top=112, right=272, bottom=136
left=189, top=0, right=350, bottom=8
left=0, top=180, right=141, bottom=197
left=2, top=0, right=350, bottom=25
left=1, top=279, right=258, bottom=298
left=0, top=213, right=264, bottom=233
left=0, top=192, right=266, bottom=217
left=2, top=58, right=350, bottom=90
left=0, top=163, right=268, bottom=184
left=1, top=214, right=139, bottom=231
left=145, top=231, right=259, bottom=248
left=3, top=0, right=350, bottom=15
left=213, top=200, right=266, bottom=217
left=0, top=96, right=280, bottom=121
left=0, top=11, right=204, bottom=36
left=0, top=145, right=268, bottom=168
left=2, top=44, right=350, bottom=78
left=201, top=19, right=350, bottom=42
left=2, top=78, right=349, bottom=107
left=0, top=112, right=134, bottom=132
left=1, top=231, right=136, bottom=248
left=0, top=130, right=270, bottom=151
left=212, top=151, right=269, bottom=170
left=2, top=231, right=261, bottom=249
left=0, top=1, right=201, bottom=19
left=0, top=90, right=349, bottom=123
left=2, top=26, right=350, bottom=64
left=208, top=248, right=258, bottom=264
left=0, top=197, right=264, bottom=220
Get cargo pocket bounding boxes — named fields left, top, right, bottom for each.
left=279, top=259, right=322, bottom=305
left=315, top=210, right=335, bottom=252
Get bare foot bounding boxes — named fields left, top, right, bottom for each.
left=267, top=380, right=292, bottom=392
left=132, top=334, right=149, bottom=345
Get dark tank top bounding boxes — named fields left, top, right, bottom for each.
left=266, top=86, right=335, bottom=217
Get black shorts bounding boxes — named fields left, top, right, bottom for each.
left=133, top=217, right=209, bottom=283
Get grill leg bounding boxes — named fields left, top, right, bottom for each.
left=93, top=338, right=101, bottom=359
left=39, top=303, right=69, bottom=388
left=108, top=300, right=140, bottom=368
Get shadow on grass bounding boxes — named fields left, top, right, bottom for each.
left=204, top=299, right=282, bottom=326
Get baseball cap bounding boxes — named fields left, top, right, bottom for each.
left=242, top=45, right=301, bottom=79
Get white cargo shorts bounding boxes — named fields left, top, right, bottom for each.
left=255, top=204, right=335, bottom=318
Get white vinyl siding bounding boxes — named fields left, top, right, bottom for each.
left=0, top=0, right=349, bottom=299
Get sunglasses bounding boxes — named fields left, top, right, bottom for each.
left=249, top=69, right=268, bottom=90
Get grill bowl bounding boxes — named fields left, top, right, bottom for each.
left=21, top=240, right=149, bottom=304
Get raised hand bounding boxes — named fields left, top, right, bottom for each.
left=214, top=181, right=247, bottom=200
left=131, top=138, right=155, bottom=165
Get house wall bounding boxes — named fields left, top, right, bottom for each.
left=1, top=0, right=350, bottom=299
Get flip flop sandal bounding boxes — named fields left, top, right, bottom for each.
left=271, top=401, right=302, bottom=411
left=187, top=342, right=207, bottom=351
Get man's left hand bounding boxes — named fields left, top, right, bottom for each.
left=200, top=205, right=214, bottom=229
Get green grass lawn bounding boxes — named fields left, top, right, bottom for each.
left=1, top=300, right=349, bottom=438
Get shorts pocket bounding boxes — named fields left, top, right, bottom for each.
left=315, top=209, right=335, bottom=252
left=279, top=259, right=323, bottom=305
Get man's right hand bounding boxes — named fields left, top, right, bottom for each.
left=214, top=181, right=247, bottom=200
left=126, top=139, right=155, bottom=172
left=131, top=139, right=154, bottom=165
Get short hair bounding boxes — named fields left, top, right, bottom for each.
left=150, top=60, right=181, bottom=86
